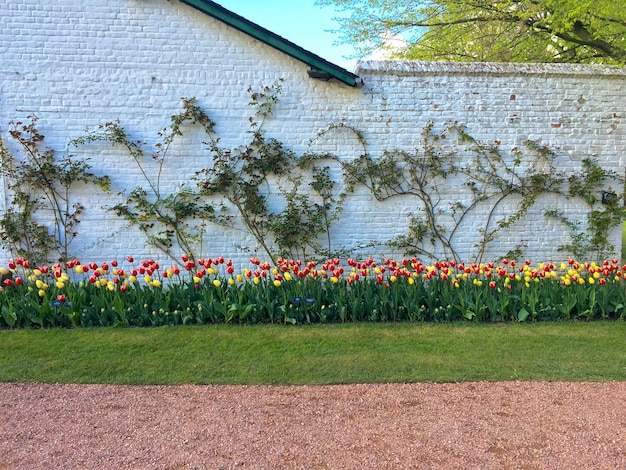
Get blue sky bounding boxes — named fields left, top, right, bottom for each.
left=215, top=0, right=359, bottom=71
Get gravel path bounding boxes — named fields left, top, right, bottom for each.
left=1, top=381, right=625, bottom=469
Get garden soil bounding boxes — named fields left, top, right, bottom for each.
left=0, top=381, right=625, bottom=469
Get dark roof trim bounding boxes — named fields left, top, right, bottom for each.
left=179, top=0, right=361, bottom=87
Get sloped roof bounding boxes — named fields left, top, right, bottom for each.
left=180, top=0, right=361, bottom=87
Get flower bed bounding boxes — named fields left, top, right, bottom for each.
left=1, top=256, right=625, bottom=328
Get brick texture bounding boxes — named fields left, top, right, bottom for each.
left=1, top=0, right=624, bottom=267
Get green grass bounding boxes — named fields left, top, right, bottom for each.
left=1, top=322, right=625, bottom=385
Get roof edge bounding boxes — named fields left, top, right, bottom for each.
left=180, top=0, right=361, bottom=87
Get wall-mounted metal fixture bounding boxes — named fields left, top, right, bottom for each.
left=601, top=190, right=617, bottom=205
left=307, top=68, right=332, bottom=80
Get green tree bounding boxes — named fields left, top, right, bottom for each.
left=317, top=0, right=626, bottom=64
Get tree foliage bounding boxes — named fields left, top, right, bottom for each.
left=317, top=0, right=626, bottom=64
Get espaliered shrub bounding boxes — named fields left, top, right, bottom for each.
left=1, top=256, right=626, bottom=328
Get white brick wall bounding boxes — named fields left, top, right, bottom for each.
left=1, top=0, right=624, bottom=267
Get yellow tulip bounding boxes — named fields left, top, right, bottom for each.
left=228, top=278, right=235, bottom=285
left=253, top=277, right=260, bottom=285
left=273, top=280, right=281, bottom=287
left=152, top=279, right=162, bottom=288
left=284, top=272, right=292, bottom=281
left=408, top=277, right=414, bottom=285
left=212, top=279, right=221, bottom=287
left=38, top=289, right=45, bottom=297
left=56, top=281, right=65, bottom=289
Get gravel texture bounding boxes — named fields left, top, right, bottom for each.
left=1, top=381, right=625, bottom=469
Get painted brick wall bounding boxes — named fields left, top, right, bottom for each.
left=1, top=0, right=624, bottom=268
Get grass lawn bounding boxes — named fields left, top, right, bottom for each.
left=1, top=322, right=625, bottom=385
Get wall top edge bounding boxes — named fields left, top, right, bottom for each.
left=355, top=60, right=626, bottom=77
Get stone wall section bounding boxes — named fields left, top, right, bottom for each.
left=1, top=0, right=624, bottom=266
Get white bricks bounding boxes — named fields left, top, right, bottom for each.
left=1, top=0, right=624, bottom=267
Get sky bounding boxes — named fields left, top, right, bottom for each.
left=214, top=0, right=359, bottom=71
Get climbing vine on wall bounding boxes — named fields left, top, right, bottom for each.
left=196, top=80, right=346, bottom=262
left=72, top=98, right=220, bottom=263
left=7, top=83, right=622, bottom=265
left=0, top=116, right=111, bottom=265
left=74, top=81, right=346, bottom=263
left=545, top=158, right=624, bottom=260
left=338, top=121, right=623, bottom=262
